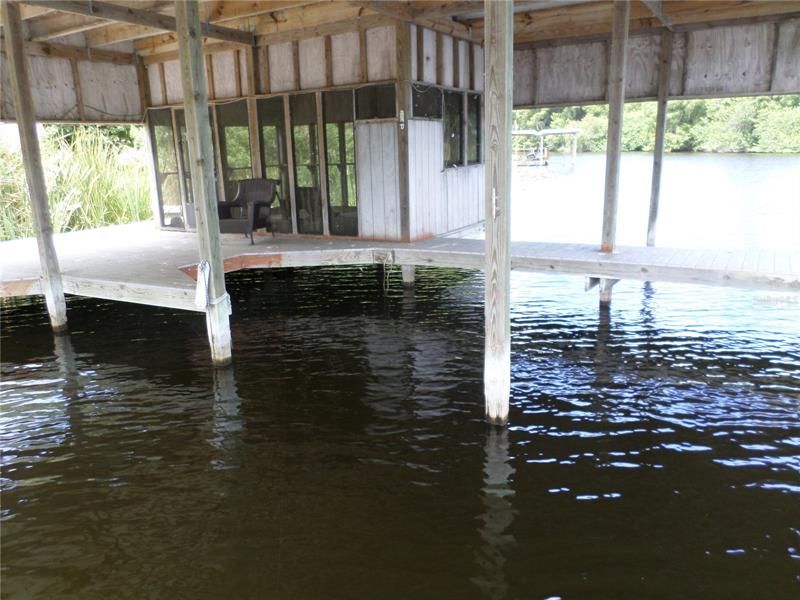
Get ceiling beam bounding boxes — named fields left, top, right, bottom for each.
left=20, top=0, right=255, bottom=46
left=202, top=0, right=319, bottom=24
left=349, top=0, right=477, bottom=40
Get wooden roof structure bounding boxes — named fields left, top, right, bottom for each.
left=2, top=0, right=800, bottom=52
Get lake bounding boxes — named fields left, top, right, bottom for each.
left=2, top=153, right=799, bottom=598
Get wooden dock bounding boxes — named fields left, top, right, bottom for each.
left=1, top=222, right=798, bottom=312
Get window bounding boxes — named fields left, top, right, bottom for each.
left=175, top=107, right=219, bottom=208
left=215, top=100, right=253, bottom=201
left=257, top=97, right=292, bottom=233
left=324, top=90, right=357, bottom=236
left=148, top=108, right=181, bottom=227
left=467, top=93, right=481, bottom=164
left=356, top=84, right=396, bottom=120
left=412, top=84, right=442, bottom=119
left=443, top=91, right=463, bottom=168
left=290, top=93, right=322, bottom=235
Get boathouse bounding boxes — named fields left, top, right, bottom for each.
left=2, top=0, right=800, bottom=423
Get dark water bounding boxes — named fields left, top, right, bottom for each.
left=2, top=267, right=799, bottom=599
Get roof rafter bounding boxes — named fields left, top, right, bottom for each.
left=348, top=0, right=477, bottom=41
left=20, top=0, right=255, bottom=46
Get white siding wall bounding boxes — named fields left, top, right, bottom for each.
left=356, top=121, right=401, bottom=240
left=407, top=119, right=484, bottom=240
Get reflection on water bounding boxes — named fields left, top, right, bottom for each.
left=2, top=264, right=800, bottom=598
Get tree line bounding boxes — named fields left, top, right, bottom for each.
left=512, top=95, right=800, bottom=154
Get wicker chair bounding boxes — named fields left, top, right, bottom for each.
left=218, top=179, right=278, bottom=244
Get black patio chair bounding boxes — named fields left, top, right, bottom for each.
left=218, top=178, right=278, bottom=244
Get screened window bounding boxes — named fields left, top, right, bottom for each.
left=412, top=84, right=442, bottom=119
left=467, top=93, right=481, bottom=164
left=215, top=100, right=252, bottom=201
left=324, top=90, right=357, bottom=237
left=148, top=108, right=181, bottom=227
left=290, top=93, right=322, bottom=235
left=355, top=84, right=396, bottom=120
left=443, top=91, right=463, bottom=168
left=257, top=97, right=292, bottom=233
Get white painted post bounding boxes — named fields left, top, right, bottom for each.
left=401, top=264, right=415, bottom=288
left=647, top=29, right=673, bottom=247
left=483, top=0, right=513, bottom=425
left=175, top=0, right=232, bottom=367
left=2, top=0, right=68, bottom=333
left=599, top=0, right=630, bottom=306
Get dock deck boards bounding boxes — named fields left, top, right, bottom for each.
left=2, top=223, right=798, bottom=312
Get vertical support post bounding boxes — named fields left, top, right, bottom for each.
left=2, top=0, right=67, bottom=333
left=600, top=0, right=630, bottom=254
left=396, top=22, right=412, bottom=241
left=647, top=29, right=673, bottom=247
left=315, top=90, right=330, bottom=236
left=175, top=0, right=232, bottom=367
left=401, top=265, right=415, bottom=288
left=483, top=0, right=513, bottom=426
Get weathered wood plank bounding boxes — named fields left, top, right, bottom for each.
left=483, top=0, right=513, bottom=425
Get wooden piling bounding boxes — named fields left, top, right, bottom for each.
left=175, top=0, right=232, bottom=367
left=2, top=0, right=68, bottom=333
left=600, top=0, right=630, bottom=255
left=483, top=0, right=513, bottom=426
left=647, top=29, right=673, bottom=247
left=401, top=265, right=415, bottom=288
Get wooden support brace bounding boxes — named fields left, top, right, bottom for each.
left=483, top=0, right=513, bottom=426
left=2, top=0, right=67, bottom=333
left=175, top=0, right=232, bottom=367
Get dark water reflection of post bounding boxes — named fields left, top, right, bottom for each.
left=472, top=427, right=516, bottom=599
left=211, top=367, right=242, bottom=464
left=53, top=333, right=83, bottom=441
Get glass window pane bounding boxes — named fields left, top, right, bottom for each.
left=257, top=97, right=292, bottom=233
left=290, top=93, right=322, bottom=235
left=148, top=108, right=181, bottom=226
left=467, top=93, right=481, bottom=164
left=412, top=84, right=442, bottom=119
left=356, top=85, right=396, bottom=120
left=216, top=100, right=252, bottom=201
left=443, top=91, right=463, bottom=167
left=324, top=91, right=358, bottom=236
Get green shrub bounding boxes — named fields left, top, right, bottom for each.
left=0, top=125, right=152, bottom=241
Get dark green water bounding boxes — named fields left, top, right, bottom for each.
left=2, top=267, right=799, bottom=599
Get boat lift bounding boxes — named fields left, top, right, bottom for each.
left=512, top=128, right=580, bottom=166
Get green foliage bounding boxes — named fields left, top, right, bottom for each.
left=1, top=126, right=152, bottom=241
left=513, top=95, right=800, bottom=155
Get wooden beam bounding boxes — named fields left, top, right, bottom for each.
left=315, top=91, right=330, bottom=236
left=600, top=0, right=629, bottom=254
left=22, top=0, right=255, bottom=46
left=359, top=26, right=368, bottom=82
left=483, top=0, right=512, bottom=425
left=348, top=0, right=477, bottom=41
left=70, top=57, right=85, bottom=120
left=396, top=21, right=411, bottom=241
left=23, top=40, right=136, bottom=64
left=647, top=28, right=672, bottom=247
left=1, top=0, right=68, bottom=333
left=175, top=0, right=232, bottom=367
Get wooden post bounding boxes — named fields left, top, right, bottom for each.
left=175, top=0, right=232, bottom=367
left=647, top=29, right=673, bottom=247
left=401, top=265, right=415, bottom=288
left=2, top=0, right=68, bottom=333
left=483, top=0, right=513, bottom=426
left=396, top=22, right=412, bottom=241
left=600, top=0, right=629, bottom=255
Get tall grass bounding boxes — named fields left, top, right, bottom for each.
left=0, top=126, right=152, bottom=241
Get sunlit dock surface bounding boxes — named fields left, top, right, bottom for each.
left=2, top=222, right=798, bottom=312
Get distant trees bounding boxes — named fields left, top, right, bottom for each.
left=512, top=95, right=800, bottom=154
